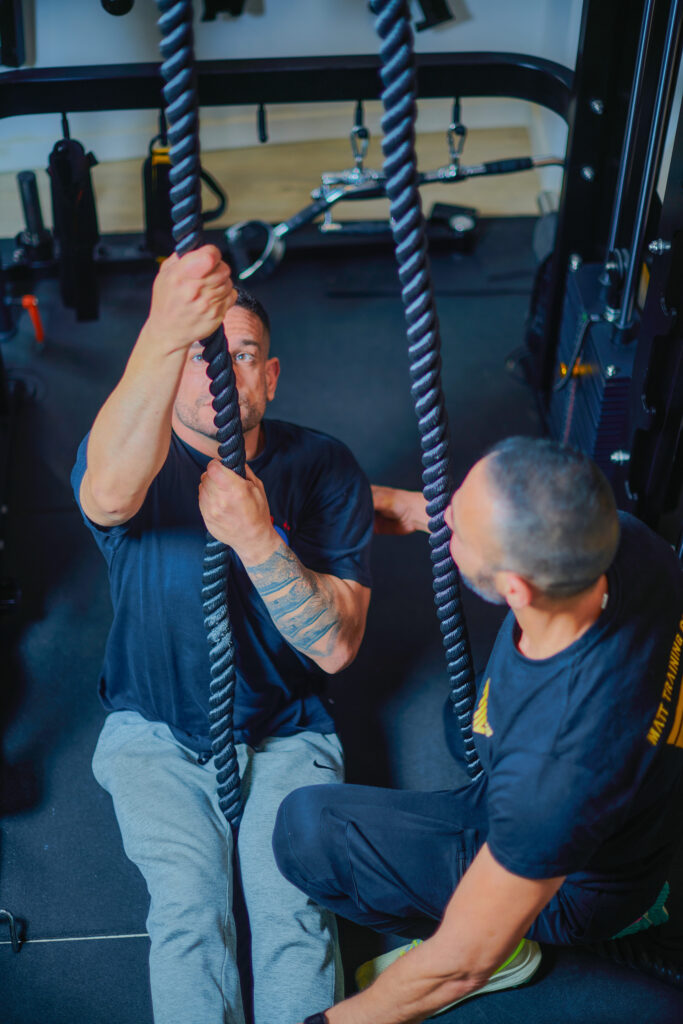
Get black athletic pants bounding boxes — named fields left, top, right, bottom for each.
left=272, top=774, right=666, bottom=945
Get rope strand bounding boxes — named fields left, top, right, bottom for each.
left=372, top=0, right=482, bottom=780
left=156, top=0, right=244, bottom=825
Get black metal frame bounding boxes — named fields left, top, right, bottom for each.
left=537, top=0, right=683, bottom=534
left=628, top=55, right=683, bottom=531
left=0, top=52, right=572, bottom=120
left=535, top=0, right=667, bottom=398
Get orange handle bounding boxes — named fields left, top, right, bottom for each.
left=21, top=294, right=45, bottom=344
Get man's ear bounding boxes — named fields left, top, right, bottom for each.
left=497, top=571, right=534, bottom=610
left=265, top=356, right=280, bottom=401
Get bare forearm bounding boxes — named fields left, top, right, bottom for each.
left=325, top=942, right=487, bottom=1024
left=323, top=847, right=563, bottom=1024
left=198, top=461, right=369, bottom=670
left=81, top=247, right=234, bottom=525
left=243, top=540, right=367, bottom=672
left=82, top=324, right=186, bottom=521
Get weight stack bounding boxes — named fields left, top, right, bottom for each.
left=547, top=263, right=636, bottom=509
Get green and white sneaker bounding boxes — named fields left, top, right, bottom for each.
left=355, top=937, right=542, bottom=1016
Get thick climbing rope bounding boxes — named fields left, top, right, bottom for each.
left=372, top=0, right=483, bottom=780
left=156, top=0, right=243, bottom=825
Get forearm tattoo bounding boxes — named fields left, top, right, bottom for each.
left=245, top=544, right=342, bottom=658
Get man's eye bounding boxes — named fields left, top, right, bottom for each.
left=234, top=352, right=255, bottom=363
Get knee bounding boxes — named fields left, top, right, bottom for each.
left=272, top=784, right=344, bottom=892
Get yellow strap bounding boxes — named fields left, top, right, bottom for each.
left=151, top=145, right=171, bottom=166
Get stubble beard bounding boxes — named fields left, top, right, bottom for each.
left=239, top=396, right=265, bottom=435
left=174, top=393, right=266, bottom=442
left=460, top=569, right=507, bottom=605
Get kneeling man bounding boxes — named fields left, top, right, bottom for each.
left=274, top=437, right=683, bottom=1024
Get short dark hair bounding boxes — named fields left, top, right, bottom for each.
left=484, top=436, right=620, bottom=598
left=235, top=286, right=270, bottom=338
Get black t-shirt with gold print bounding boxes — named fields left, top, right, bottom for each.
left=474, top=512, right=683, bottom=889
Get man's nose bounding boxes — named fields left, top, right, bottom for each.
left=232, top=359, right=244, bottom=387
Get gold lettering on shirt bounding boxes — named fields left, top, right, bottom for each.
left=647, top=613, right=683, bottom=748
left=473, top=677, right=493, bottom=738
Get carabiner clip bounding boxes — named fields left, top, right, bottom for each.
left=447, top=97, right=467, bottom=171
left=350, top=100, right=370, bottom=170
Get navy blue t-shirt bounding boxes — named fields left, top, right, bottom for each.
left=71, top=419, right=373, bottom=751
left=472, top=512, right=683, bottom=886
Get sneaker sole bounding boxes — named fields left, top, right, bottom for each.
left=432, top=939, right=542, bottom=1016
left=356, top=938, right=542, bottom=1016
left=355, top=939, right=424, bottom=990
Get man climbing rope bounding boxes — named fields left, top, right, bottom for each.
left=71, top=244, right=373, bottom=1024
left=274, top=437, right=683, bottom=1024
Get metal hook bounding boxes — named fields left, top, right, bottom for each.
left=350, top=100, right=369, bottom=170
left=447, top=97, right=466, bottom=170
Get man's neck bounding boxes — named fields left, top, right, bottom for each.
left=513, top=574, right=608, bottom=660
left=172, top=417, right=263, bottom=461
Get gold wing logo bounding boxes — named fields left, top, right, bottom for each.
left=473, top=677, right=493, bottom=737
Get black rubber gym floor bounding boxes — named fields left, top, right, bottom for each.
left=1, top=217, right=682, bottom=1022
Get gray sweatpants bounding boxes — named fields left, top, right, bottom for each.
left=92, top=709, right=344, bottom=1024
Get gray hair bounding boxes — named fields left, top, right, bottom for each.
left=483, top=437, right=620, bottom=598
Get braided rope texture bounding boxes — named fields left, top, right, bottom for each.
left=156, top=0, right=244, bottom=824
left=372, top=0, right=482, bottom=780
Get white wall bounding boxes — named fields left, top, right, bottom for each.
left=22, top=0, right=547, bottom=65
left=1, top=0, right=580, bottom=186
